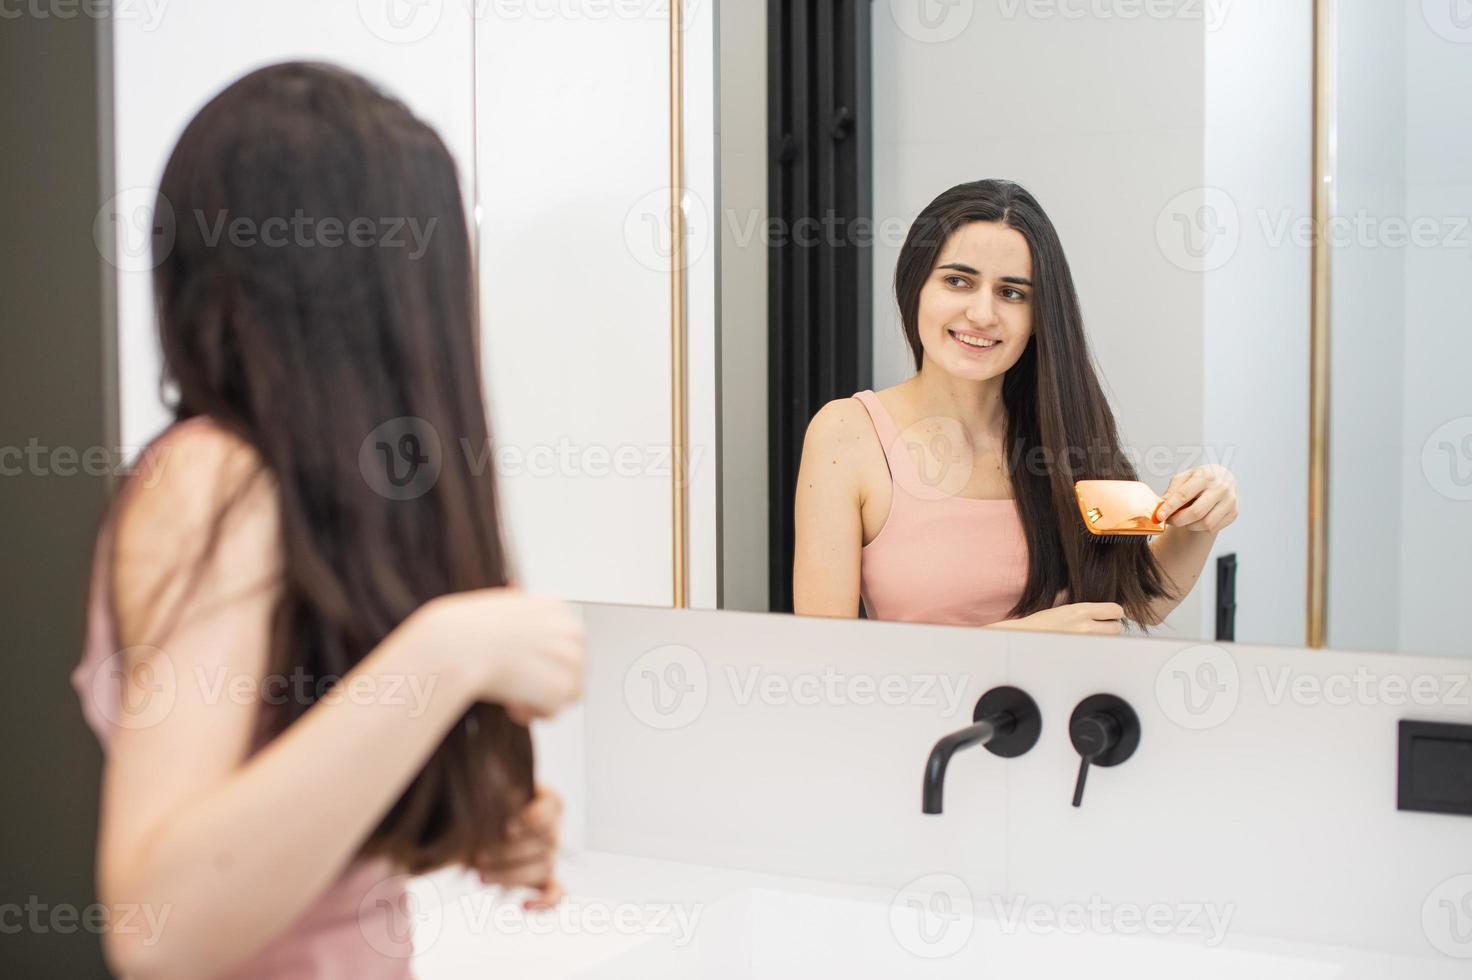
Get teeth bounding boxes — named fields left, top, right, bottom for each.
left=953, top=331, right=999, bottom=348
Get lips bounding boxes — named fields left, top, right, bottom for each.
left=949, top=328, right=1001, bottom=352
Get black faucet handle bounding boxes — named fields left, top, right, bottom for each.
left=1067, top=694, right=1140, bottom=807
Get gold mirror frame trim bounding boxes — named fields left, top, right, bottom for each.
left=670, top=0, right=690, bottom=608
left=1308, top=0, right=1335, bottom=647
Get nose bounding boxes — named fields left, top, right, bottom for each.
left=965, top=288, right=1000, bottom=328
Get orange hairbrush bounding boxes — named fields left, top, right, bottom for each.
left=1074, top=480, right=1167, bottom=541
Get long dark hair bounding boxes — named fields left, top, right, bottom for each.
left=146, top=62, right=529, bottom=872
left=894, top=179, right=1173, bottom=627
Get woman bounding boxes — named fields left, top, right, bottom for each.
left=71, top=63, right=583, bottom=979
left=793, top=179, right=1238, bottom=633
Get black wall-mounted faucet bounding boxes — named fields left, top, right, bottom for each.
left=1069, top=693, right=1140, bottom=807
left=922, top=686, right=1041, bottom=814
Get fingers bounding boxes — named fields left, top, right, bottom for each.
left=524, top=878, right=564, bottom=911
left=1167, top=482, right=1227, bottom=527
left=1193, top=494, right=1238, bottom=532
left=1157, top=468, right=1209, bottom=524
left=508, top=786, right=563, bottom=839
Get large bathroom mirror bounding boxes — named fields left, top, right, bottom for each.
left=100, top=3, right=1470, bottom=659
left=699, top=0, right=1472, bottom=659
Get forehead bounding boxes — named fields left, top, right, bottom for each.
left=936, top=221, right=1032, bottom=276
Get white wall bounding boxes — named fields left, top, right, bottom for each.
left=112, top=3, right=694, bottom=610
left=1329, top=0, right=1406, bottom=653
left=1202, top=0, right=1312, bottom=649
left=716, top=0, right=770, bottom=612
left=578, top=601, right=1472, bottom=960
left=111, top=3, right=477, bottom=452
left=1322, top=4, right=1472, bottom=659
left=1397, top=10, right=1472, bottom=657
left=474, top=9, right=677, bottom=606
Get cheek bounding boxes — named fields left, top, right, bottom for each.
left=917, top=288, right=957, bottom=338
left=1006, top=306, right=1034, bottom=341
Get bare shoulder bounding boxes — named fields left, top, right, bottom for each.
left=799, top=396, right=887, bottom=503
left=803, top=396, right=881, bottom=460
left=113, top=419, right=281, bottom=645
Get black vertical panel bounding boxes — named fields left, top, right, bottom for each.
left=767, top=0, right=874, bottom=613
left=0, top=11, right=112, bottom=978
left=1215, top=553, right=1238, bottom=641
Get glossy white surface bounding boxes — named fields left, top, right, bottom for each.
left=411, top=851, right=1466, bottom=979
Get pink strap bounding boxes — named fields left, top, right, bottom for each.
left=852, top=390, right=908, bottom=484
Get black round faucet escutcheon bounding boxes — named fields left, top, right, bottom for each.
left=1068, top=693, right=1141, bottom=807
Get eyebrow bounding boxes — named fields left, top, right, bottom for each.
left=937, top=262, right=1032, bottom=287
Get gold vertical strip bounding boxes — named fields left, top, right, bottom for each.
left=670, top=0, right=689, bottom=608
left=1307, top=0, right=1335, bottom=647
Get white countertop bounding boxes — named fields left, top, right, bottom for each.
left=408, top=850, right=1466, bottom=979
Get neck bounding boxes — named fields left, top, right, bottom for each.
left=907, top=359, right=1008, bottom=441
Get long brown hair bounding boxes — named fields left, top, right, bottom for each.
left=894, top=179, right=1173, bottom=627
left=145, top=62, right=529, bottom=872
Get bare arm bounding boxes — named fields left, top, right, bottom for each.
left=791, top=399, right=871, bottom=618
left=1143, top=525, right=1220, bottom=624
left=97, top=428, right=583, bottom=980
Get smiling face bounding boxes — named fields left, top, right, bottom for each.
left=914, top=220, right=1035, bottom=382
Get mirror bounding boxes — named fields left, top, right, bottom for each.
left=1326, top=0, right=1472, bottom=657
left=704, top=1, right=1471, bottom=658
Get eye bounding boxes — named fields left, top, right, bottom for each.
left=943, top=274, right=971, bottom=288
left=1000, top=286, right=1028, bottom=302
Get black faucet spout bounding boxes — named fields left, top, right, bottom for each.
left=920, top=686, right=1041, bottom=814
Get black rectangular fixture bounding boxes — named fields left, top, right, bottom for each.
left=767, top=0, right=874, bottom=613
left=1215, top=553, right=1237, bottom=642
left=1398, top=720, right=1472, bottom=817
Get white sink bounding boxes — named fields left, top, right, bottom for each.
left=583, top=884, right=1341, bottom=979
left=411, top=852, right=1462, bottom=980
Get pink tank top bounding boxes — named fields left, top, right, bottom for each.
left=854, top=390, right=1062, bottom=626
left=70, top=417, right=416, bottom=979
